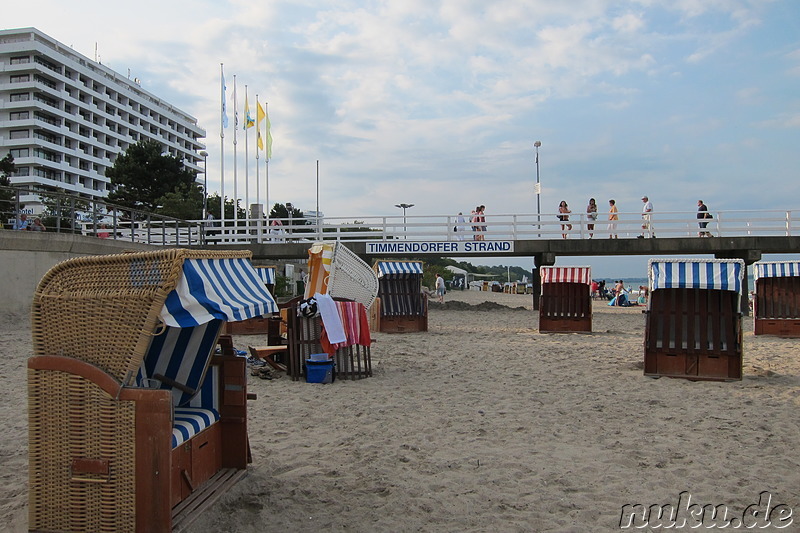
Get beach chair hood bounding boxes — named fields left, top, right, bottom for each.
left=32, top=249, right=278, bottom=389
left=647, top=258, right=744, bottom=310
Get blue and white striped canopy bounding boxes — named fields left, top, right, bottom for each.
left=649, top=259, right=744, bottom=293
left=376, top=261, right=423, bottom=278
left=159, top=258, right=279, bottom=327
left=255, top=266, right=276, bottom=285
left=754, top=261, right=800, bottom=280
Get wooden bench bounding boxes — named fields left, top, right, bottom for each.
left=248, top=345, right=288, bottom=372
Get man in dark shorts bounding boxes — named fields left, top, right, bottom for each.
left=697, top=200, right=711, bottom=237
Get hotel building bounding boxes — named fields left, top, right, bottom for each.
left=0, top=27, right=206, bottom=214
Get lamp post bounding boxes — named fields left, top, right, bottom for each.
left=199, top=151, right=208, bottom=219
left=395, top=203, right=414, bottom=239
left=534, top=141, right=541, bottom=237
left=286, top=202, right=293, bottom=237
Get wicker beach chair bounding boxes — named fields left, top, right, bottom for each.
left=644, top=258, right=744, bottom=381
left=753, top=261, right=800, bottom=337
left=28, top=249, right=278, bottom=532
left=304, top=242, right=378, bottom=309
left=538, top=266, right=592, bottom=333
left=374, top=260, right=428, bottom=333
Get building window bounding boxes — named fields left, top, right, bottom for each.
left=10, top=56, right=30, bottom=64
left=10, top=92, right=30, bottom=102
left=14, top=167, right=30, bottom=176
left=10, top=74, right=30, bottom=83
left=34, top=74, right=57, bottom=90
left=10, top=111, right=30, bottom=120
left=9, top=129, right=29, bottom=139
left=10, top=148, right=30, bottom=158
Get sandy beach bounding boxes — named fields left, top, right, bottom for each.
left=3, top=289, right=799, bottom=531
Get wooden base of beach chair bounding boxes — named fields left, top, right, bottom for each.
left=379, top=314, right=428, bottom=333
left=754, top=318, right=800, bottom=337
left=171, top=468, right=247, bottom=532
left=753, top=277, right=800, bottom=337
left=644, top=288, right=742, bottom=381
left=539, top=282, right=592, bottom=333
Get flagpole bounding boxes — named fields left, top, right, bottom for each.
left=265, top=102, right=270, bottom=232
left=232, top=75, right=239, bottom=230
left=244, top=84, right=250, bottom=222
left=255, top=94, right=260, bottom=219
left=255, top=94, right=261, bottom=243
left=220, top=63, right=226, bottom=230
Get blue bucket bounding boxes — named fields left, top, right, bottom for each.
left=305, top=359, right=335, bottom=384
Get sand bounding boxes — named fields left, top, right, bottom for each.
left=2, top=290, right=799, bottom=531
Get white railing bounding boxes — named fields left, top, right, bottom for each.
left=184, top=209, right=800, bottom=246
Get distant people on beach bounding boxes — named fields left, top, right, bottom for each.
left=611, top=280, right=631, bottom=306
left=697, top=200, right=712, bottom=237
left=607, top=200, right=618, bottom=238
left=598, top=280, right=608, bottom=299
left=640, top=196, right=655, bottom=238
left=558, top=201, right=572, bottom=239
left=435, top=273, right=446, bottom=302
left=586, top=198, right=598, bottom=238
left=637, top=286, right=649, bottom=305
left=590, top=279, right=599, bottom=299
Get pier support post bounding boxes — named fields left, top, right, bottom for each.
left=532, top=253, right=556, bottom=311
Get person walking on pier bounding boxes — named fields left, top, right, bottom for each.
left=558, top=201, right=572, bottom=239
left=639, top=196, right=655, bottom=238
left=697, top=200, right=712, bottom=237
left=455, top=212, right=467, bottom=240
left=607, top=199, right=618, bottom=239
left=477, top=205, right=486, bottom=240
left=586, top=198, right=598, bottom=238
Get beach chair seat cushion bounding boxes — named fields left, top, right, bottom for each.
left=173, top=407, right=220, bottom=448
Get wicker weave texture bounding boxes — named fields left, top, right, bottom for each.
left=31, top=249, right=252, bottom=385
left=328, top=244, right=379, bottom=309
left=28, top=368, right=137, bottom=532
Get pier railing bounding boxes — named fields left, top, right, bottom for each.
left=2, top=186, right=798, bottom=246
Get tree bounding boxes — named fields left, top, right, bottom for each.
left=0, top=153, right=14, bottom=184
left=206, top=193, right=245, bottom=221
left=156, top=183, right=203, bottom=221
left=0, top=153, right=18, bottom=225
left=269, top=202, right=304, bottom=220
left=106, top=140, right=199, bottom=216
left=269, top=203, right=313, bottom=233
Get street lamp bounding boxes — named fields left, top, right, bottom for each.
left=286, top=202, right=293, bottom=237
left=534, top=141, right=541, bottom=237
left=395, top=203, right=414, bottom=238
left=199, top=150, right=208, bottom=219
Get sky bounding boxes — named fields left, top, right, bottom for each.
left=5, top=0, right=800, bottom=276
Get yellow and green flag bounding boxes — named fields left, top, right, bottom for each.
left=256, top=100, right=265, bottom=151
